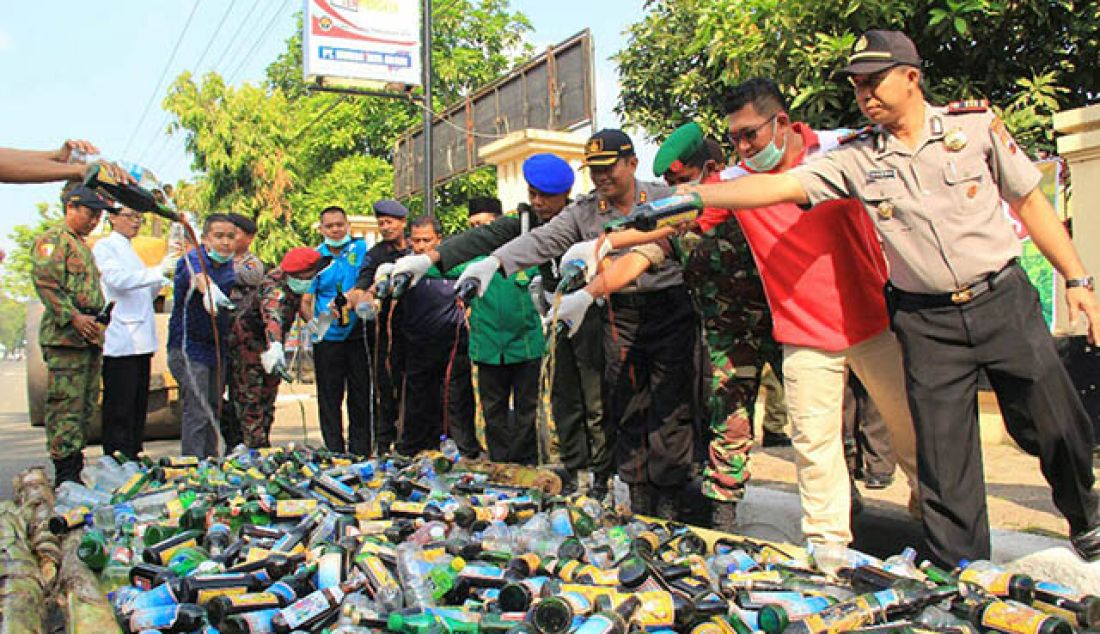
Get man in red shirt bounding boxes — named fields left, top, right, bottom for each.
left=557, top=78, right=918, bottom=547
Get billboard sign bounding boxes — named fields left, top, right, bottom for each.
left=303, top=0, right=421, bottom=89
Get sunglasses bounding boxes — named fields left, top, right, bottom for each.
left=727, top=115, right=777, bottom=146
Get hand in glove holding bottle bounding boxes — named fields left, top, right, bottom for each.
left=261, top=342, right=286, bottom=375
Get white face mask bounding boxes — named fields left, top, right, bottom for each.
left=743, top=118, right=787, bottom=172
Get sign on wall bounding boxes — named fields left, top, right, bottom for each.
left=303, top=0, right=421, bottom=89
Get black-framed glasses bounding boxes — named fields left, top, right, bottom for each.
left=847, top=67, right=894, bottom=91
left=727, top=115, right=776, bottom=146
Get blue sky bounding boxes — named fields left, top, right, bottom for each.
left=0, top=0, right=654, bottom=264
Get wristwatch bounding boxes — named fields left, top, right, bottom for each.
left=1066, top=275, right=1095, bottom=291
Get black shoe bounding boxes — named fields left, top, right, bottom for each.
left=863, top=473, right=895, bottom=490
left=629, top=484, right=654, bottom=516
left=1071, top=524, right=1100, bottom=561
left=52, top=453, right=83, bottom=488
left=762, top=431, right=792, bottom=448
left=555, top=468, right=578, bottom=496
left=711, top=502, right=738, bottom=532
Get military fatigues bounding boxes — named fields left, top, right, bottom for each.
left=32, top=225, right=105, bottom=461
left=228, top=268, right=302, bottom=448
left=791, top=100, right=1099, bottom=565
left=493, top=180, right=702, bottom=515
left=678, top=219, right=780, bottom=501
left=222, top=252, right=265, bottom=449
left=434, top=212, right=608, bottom=478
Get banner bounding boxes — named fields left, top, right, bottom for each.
left=1004, top=159, right=1062, bottom=329
left=303, top=0, right=421, bottom=88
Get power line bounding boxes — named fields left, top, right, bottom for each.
left=213, top=0, right=264, bottom=71
left=122, top=0, right=202, bottom=157
left=192, top=0, right=237, bottom=72
left=220, top=0, right=274, bottom=77
left=227, top=0, right=293, bottom=84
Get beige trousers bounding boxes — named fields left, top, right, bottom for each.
left=782, top=328, right=918, bottom=545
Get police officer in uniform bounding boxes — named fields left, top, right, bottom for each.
left=460, top=129, right=700, bottom=517
left=685, top=30, right=1100, bottom=565
left=32, top=185, right=113, bottom=485
left=387, top=154, right=609, bottom=496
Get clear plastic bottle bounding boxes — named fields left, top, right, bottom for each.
left=54, top=480, right=111, bottom=512
left=881, top=546, right=923, bottom=579
left=394, top=542, right=436, bottom=610
left=82, top=455, right=130, bottom=493
left=440, top=436, right=461, bottom=463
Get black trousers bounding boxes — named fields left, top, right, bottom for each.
left=843, top=373, right=895, bottom=478
left=371, top=319, right=402, bottom=454
left=553, top=306, right=609, bottom=474
left=313, top=337, right=372, bottom=455
left=890, top=265, right=1098, bottom=566
left=101, top=353, right=152, bottom=459
left=604, top=285, right=699, bottom=489
left=398, top=332, right=478, bottom=458
left=479, top=359, right=540, bottom=465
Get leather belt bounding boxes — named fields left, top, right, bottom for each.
left=889, top=259, right=1019, bottom=309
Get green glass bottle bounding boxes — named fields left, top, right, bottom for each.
left=78, top=528, right=109, bottom=572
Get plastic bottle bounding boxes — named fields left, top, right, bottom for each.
left=271, top=577, right=363, bottom=633
left=395, top=542, right=437, bottom=610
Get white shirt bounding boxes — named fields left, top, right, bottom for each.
left=92, top=231, right=165, bottom=357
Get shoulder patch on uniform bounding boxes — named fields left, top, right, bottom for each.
left=838, top=126, right=874, bottom=145
left=37, top=242, right=54, bottom=258
left=947, top=99, right=990, bottom=114
left=989, top=116, right=1020, bottom=154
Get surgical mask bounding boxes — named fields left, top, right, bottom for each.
left=743, top=119, right=786, bottom=173
left=287, top=276, right=314, bottom=294
left=324, top=235, right=351, bottom=248
left=207, top=248, right=233, bottom=264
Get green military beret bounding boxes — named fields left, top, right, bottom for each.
left=653, top=122, right=705, bottom=178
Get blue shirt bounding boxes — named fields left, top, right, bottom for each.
left=167, top=247, right=236, bottom=367
left=311, top=239, right=368, bottom=342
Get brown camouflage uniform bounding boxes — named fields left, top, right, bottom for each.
left=679, top=215, right=780, bottom=502
left=228, top=267, right=301, bottom=447
left=221, top=253, right=265, bottom=448
left=32, top=225, right=105, bottom=460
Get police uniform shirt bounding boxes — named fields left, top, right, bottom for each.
left=311, top=238, right=368, bottom=341
left=493, top=179, right=683, bottom=293
left=789, top=101, right=1041, bottom=294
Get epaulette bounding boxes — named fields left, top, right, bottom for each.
left=838, top=126, right=874, bottom=145
left=947, top=99, right=989, bottom=114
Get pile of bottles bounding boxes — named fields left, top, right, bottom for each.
left=48, top=442, right=1100, bottom=634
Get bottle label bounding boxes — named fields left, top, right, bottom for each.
left=227, top=591, right=280, bottom=608
left=800, top=599, right=877, bottom=633
left=353, top=500, right=385, bottom=520
left=633, top=591, right=676, bottom=630
left=155, top=538, right=198, bottom=565
left=981, top=601, right=1051, bottom=634
left=315, top=552, right=343, bottom=589
left=129, top=605, right=181, bottom=629
left=129, top=583, right=180, bottom=611
left=389, top=500, right=425, bottom=516
left=573, top=614, right=616, bottom=634
left=119, top=473, right=145, bottom=496
left=359, top=555, right=399, bottom=594
left=578, top=566, right=620, bottom=587
left=245, top=547, right=272, bottom=563
left=282, top=589, right=340, bottom=629
left=275, top=499, right=317, bottom=518
left=196, top=586, right=247, bottom=604
left=960, top=568, right=1013, bottom=596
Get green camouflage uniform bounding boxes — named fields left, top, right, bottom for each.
left=229, top=267, right=301, bottom=448
left=679, top=217, right=780, bottom=501
left=32, top=225, right=105, bottom=460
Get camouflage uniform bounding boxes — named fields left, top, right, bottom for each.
left=678, top=218, right=780, bottom=502
left=222, top=253, right=265, bottom=448
left=229, top=267, right=301, bottom=448
left=31, top=225, right=105, bottom=460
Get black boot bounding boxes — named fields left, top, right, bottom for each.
left=590, top=471, right=611, bottom=504
left=654, top=488, right=678, bottom=521
left=52, top=453, right=83, bottom=488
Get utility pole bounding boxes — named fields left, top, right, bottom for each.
left=421, top=0, right=433, bottom=217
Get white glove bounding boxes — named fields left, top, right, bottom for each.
left=456, top=256, right=501, bottom=299
left=308, top=312, right=335, bottom=341
left=543, top=290, right=594, bottom=337
left=391, top=254, right=434, bottom=288
left=374, top=263, right=396, bottom=285
left=559, top=239, right=611, bottom=284
left=261, top=342, right=286, bottom=374
left=207, top=280, right=235, bottom=310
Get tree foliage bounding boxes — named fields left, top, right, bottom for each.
left=2, top=203, right=61, bottom=300
left=165, top=1, right=532, bottom=263
left=0, top=294, right=27, bottom=356
left=615, top=0, right=1100, bottom=153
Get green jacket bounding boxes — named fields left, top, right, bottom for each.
left=442, top=257, right=544, bottom=365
